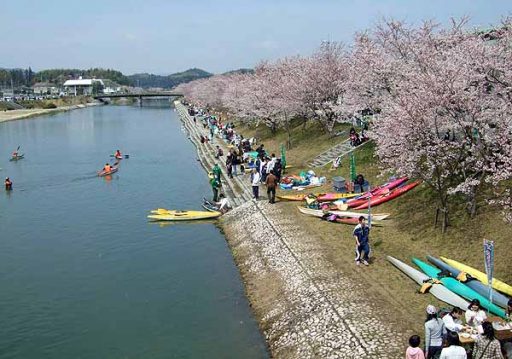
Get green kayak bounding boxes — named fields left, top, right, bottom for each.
left=413, top=258, right=505, bottom=318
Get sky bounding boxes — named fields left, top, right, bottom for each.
left=1, top=0, right=511, bottom=75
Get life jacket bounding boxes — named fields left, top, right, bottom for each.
left=104, top=165, right=112, bottom=172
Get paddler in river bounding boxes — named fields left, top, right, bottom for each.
left=103, top=163, right=112, bottom=173
left=5, top=177, right=13, bottom=191
left=114, top=150, right=122, bottom=159
left=212, top=163, right=222, bottom=184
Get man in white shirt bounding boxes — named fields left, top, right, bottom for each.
left=216, top=194, right=231, bottom=213
left=441, top=307, right=464, bottom=332
left=251, top=168, right=261, bottom=200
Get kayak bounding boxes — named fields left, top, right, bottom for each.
left=427, top=255, right=510, bottom=308
left=440, top=256, right=512, bottom=297
left=413, top=258, right=506, bottom=317
left=297, top=206, right=390, bottom=221
left=9, top=154, right=24, bottom=161
left=97, top=167, right=118, bottom=177
left=387, top=256, right=469, bottom=310
left=202, top=198, right=219, bottom=212
left=346, top=177, right=409, bottom=205
left=277, top=192, right=359, bottom=201
left=148, top=209, right=221, bottom=221
left=297, top=207, right=384, bottom=226
left=353, top=181, right=420, bottom=210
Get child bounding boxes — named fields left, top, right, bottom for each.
left=406, top=335, right=425, bottom=359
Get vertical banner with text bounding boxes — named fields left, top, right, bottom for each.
left=483, top=239, right=495, bottom=305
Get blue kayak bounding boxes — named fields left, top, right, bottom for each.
left=427, top=255, right=510, bottom=309
left=413, top=258, right=506, bottom=318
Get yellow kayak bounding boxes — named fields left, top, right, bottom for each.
left=148, top=209, right=221, bottom=221
left=440, top=256, right=512, bottom=296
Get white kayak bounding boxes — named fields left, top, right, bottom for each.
left=298, top=206, right=390, bottom=221
left=387, top=256, right=469, bottom=310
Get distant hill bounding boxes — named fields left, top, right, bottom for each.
left=128, top=68, right=212, bottom=89
left=222, top=68, right=254, bottom=75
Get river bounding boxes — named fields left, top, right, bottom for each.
left=0, top=104, right=268, bottom=359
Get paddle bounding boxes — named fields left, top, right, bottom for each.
left=110, top=154, right=130, bottom=159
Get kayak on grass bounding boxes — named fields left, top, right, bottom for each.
left=297, top=206, right=390, bottom=221
left=413, top=257, right=506, bottom=318
left=352, top=181, right=420, bottom=210
left=440, top=256, right=512, bottom=297
left=148, top=209, right=221, bottom=221
left=427, top=255, right=510, bottom=309
left=97, top=167, right=118, bottom=177
left=297, top=206, right=384, bottom=226
left=346, top=176, right=409, bottom=205
left=387, top=256, right=469, bottom=310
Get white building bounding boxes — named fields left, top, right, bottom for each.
left=63, top=77, right=104, bottom=96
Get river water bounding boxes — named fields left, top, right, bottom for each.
left=0, top=104, right=268, bottom=359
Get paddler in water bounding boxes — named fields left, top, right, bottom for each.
left=103, top=163, right=112, bottom=172
left=5, top=177, right=13, bottom=190
left=115, top=150, right=122, bottom=159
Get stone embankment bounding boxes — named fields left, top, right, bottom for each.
left=175, top=102, right=404, bottom=358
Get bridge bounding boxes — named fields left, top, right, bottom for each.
left=93, top=91, right=183, bottom=106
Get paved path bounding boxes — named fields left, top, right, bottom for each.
left=307, top=140, right=370, bottom=168
left=175, top=102, right=404, bottom=358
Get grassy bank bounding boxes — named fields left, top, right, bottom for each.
left=234, top=119, right=512, bottom=337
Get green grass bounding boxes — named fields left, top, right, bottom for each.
left=234, top=118, right=512, bottom=337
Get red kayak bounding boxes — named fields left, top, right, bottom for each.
left=98, top=167, right=118, bottom=177
left=346, top=177, right=408, bottom=208
left=353, top=181, right=420, bottom=210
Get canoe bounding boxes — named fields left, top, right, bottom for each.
left=413, top=258, right=506, bottom=318
left=297, top=207, right=384, bottom=226
left=427, top=255, right=510, bottom=308
left=387, top=256, right=469, bottom=310
left=202, top=198, right=219, bottom=212
left=277, top=192, right=358, bottom=202
left=148, top=209, right=221, bottom=221
left=346, top=177, right=409, bottom=205
left=9, top=154, right=24, bottom=161
left=97, top=167, right=118, bottom=177
left=440, top=256, right=512, bottom=297
left=353, top=181, right=420, bottom=210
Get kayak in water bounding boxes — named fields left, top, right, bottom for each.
left=9, top=154, right=24, bottom=161
left=148, top=209, right=221, bottom=221
left=98, top=167, right=118, bottom=177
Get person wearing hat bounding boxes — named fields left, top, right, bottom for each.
left=465, top=299, right=487, bottom=331
left=424, top=304, right=446, bottom=359
left=5, top=177, right=12, bottom=191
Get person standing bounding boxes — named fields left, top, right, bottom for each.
left=424, top=305, right=447, bottom=359
left=439, top=331, right=467, bottom=359
left=225, top=153, right=233, bottom=179
left=5, top=177, right=13, bottom=191
left=265, top=171, right=277, bottom=204
left=273, top=158, right=282, bottom=182
left=472, top=322, right=504, bottom=359
left=405, top=335, right=425, bottom=359
left=353, top=216, right=370, bottom=266
left=212, top=163, right=222, bottom=184
left=210, top=176, right=221, bottom=202
left=251, top=168, right=260, bottom=200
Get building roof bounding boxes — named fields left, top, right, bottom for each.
left=63, top=79, right=104, bottom=86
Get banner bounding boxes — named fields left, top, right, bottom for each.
left=280, top=144, right=287, bottom=173
left=483, top=239, right=495, bottom=305
left=350, top=153, right=356, bottom=182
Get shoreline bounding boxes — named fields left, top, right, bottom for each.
left=0, top=102, right=103, bottom=123
left=175, top=102, right=405, bottom=358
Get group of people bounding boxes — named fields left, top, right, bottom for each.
left=349, top=127, right=370, bottom=147
left=406, top=299, right=512, bottom=359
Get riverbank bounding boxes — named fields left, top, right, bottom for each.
left=175, top=102, right=405, bottom=358
left=0, top=102, right=103, bottom=123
